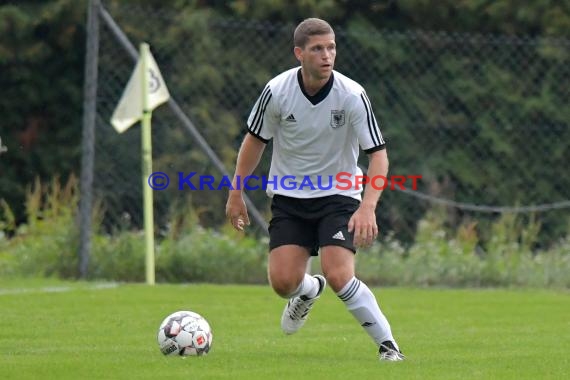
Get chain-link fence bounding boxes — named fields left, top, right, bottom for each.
left=83, top=2, right=570, bottom=255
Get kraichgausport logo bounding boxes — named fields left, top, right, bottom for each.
left=147, top=172, right=421, bottom=191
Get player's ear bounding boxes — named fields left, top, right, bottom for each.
left=293, top=46, right=303, bottom=61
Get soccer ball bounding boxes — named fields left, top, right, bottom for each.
left=157, top=310, right=213, bottom=356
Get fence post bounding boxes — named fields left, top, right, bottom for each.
left=78, top=0, right=101, bottom=278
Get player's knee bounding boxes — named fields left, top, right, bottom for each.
left=322, top=270, right=353, bottom=293
left=268, top=274, right=299, bottom=298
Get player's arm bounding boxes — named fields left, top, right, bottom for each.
left=226, top=133, right=267, bottom=231
left=227, top=84, right=276, bottom=230
left=348, top=149, right=389, bottom=247
left=348, top=90, right=389, bottom=247
left=361, top=148, right=389, bottom=210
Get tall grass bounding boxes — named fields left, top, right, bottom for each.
left=0, top=176, right=80, bottom=278
left=355, top=209, right=570, bottom=288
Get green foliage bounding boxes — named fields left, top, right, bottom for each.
left=0, top=0, right=85, bottom=222
left=340, top=16, right=570, bottom=243
left=86, top=223, right=268, bottom=283
left=394, top=0, right=570, bottom=36
left=155, top=226, right=268, bottom=284
left=1, top=177, right=567, bottom=288
left=0, top=175, right=268, bottom=283
left=3, top=0, right=569, bottom=238
left=0, top=176, right=80, bottom=278
left=355, top=209, right=570, bottom=288
left=88, top=231, right=147, bottom=282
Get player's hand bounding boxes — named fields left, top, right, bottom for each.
left=225, top=191, right=250, bottom=231
left=347, top=205, right=378, bottom=248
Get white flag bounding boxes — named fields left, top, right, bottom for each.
left=111, top=44, right=170, bottom=133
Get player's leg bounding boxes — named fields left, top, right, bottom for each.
left=269, top=245, right=326, bottom=334
left=268, top=244, right=315, bottom=298
left=318, top=196, right=404, bottom=360
left=320, top=246, right=403, bottom=360
left=320, top=246, right=398, bottom=345
left=268, top=195, right=326, bottom=334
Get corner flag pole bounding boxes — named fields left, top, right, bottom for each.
left=140, top=42, right=155, bottom=285
left=110, top=42, right=170, bottom=285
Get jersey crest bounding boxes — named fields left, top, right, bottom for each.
left=330, top=110, right=345, bottom=128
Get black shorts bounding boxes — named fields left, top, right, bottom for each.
left=268, top=194, right=360, bottom=256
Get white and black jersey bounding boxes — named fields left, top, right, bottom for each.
left=247, top=67, right=385, bottom=200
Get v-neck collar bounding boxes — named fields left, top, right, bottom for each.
left=297, top=68, right=334, bottom=106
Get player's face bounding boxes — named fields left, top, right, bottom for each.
left=298, top=34, right=336, bottom=80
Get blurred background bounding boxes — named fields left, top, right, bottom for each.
left=0, top=0, right=568, bottom=287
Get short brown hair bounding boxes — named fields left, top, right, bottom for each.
left=293, top=18, right=335, bottom=48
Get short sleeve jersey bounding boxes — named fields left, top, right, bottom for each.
left=247, top=67, right=385, bottom=200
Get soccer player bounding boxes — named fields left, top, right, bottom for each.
left=226, top=18, right=404, bottom=361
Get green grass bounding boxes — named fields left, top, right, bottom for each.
left=0, top=279, right=568, bottom=380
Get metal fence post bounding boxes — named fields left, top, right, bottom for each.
left=78, top=0, right=101, bottom=278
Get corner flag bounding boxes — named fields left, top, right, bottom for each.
left=111, top=43, right=170, bottom=133
left=110, top=43, right=170, bottom=285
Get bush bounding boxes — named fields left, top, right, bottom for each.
left=0, top=177, right=79, bottom=278
left=155, top=226, right=268, bottom=284
left=356, top=210, right=570, bottom=288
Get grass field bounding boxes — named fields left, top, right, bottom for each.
left=0, top=279, right=568, bottom=380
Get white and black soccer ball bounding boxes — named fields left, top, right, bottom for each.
left=157, top=310, right=213, bottom=356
